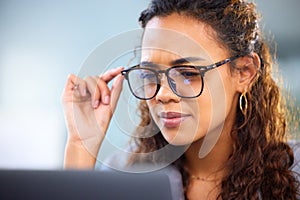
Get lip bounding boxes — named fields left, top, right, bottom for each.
left=158, top=112, right=191, bottom=128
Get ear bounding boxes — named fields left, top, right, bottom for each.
left=234, top=53, right=260, bottom=93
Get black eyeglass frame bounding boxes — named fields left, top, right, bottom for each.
left=121, top=55, right=240, bottom=100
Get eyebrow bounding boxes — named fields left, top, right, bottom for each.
left=170, top=57, right=205, bottom=65
left=140, top=61, right=159, bottom=68
left=140, top=57, right=205, bottom=68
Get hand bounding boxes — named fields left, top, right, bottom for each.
left=62, top=67, right=124, bottom=167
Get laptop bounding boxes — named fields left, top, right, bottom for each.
left=0, top=169, right=173, bottom=200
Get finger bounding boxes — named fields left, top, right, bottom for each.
left=96, top=78, right=111, bottom=105
left=63, top=74, right=86, bottom=98
left=78, top=81, right=87, bottom=97
left=110, top=74, right=124, bottom=112
left=100, top=67, right=124, bottom=83
left=84, top=76, right=101, bottom=108
left=64, top=74, right=78, bottom=92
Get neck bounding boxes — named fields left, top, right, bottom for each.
left=184, top=122, right=234, bottom=181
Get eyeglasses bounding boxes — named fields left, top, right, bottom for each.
left=121, top=55, right=239, bottom=100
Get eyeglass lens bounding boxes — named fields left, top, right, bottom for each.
left=127, top=67, right=203, bottom=99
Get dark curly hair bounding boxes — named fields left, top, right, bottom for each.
left=128, top=0, right=299, bottom=199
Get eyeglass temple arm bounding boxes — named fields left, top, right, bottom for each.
left=196, top=55, right=240, bottom=75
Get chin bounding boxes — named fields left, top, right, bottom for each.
left=161, top=131, right=197, bottom=146
left=160, top=125, right=207, bottom=147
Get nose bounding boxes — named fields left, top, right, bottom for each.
left=155, top=75, right=180, bottom=103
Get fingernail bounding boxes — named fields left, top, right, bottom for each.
left=104, top=95, right=110, bottom=104
left=93, top=100, right=99, bottom=108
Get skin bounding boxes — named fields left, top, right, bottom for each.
left=62, top=13, right=260, bottom=199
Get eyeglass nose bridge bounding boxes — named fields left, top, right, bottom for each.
left=154, top=68, right=175, bottom=86
left=154, top=68, right=179, bottom=97
left=155, top=69, right=168, bottom=80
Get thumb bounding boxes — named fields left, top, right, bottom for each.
left=110, top=74, right=124, bottom=112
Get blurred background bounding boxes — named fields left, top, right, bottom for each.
left=0, top=0, right=299, bottom=169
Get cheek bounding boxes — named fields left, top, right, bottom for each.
left=146, top=100, right=154, bottom=116
left=146, top=100, right=159, bottom=126
left=193, top=86, right=212, bottom=138
left=204, top=68, right=232, bottom=123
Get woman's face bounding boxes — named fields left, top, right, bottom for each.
left=142, top=13, right=239, bottom=146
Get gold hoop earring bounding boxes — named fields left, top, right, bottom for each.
left=239, top=92, right=248, bottom=116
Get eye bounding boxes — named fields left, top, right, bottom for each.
left=139, top=70, right=156, bottom=79
left=180, top=71, right=200, bottom=77
left=171, top=67, right=201, bottom=78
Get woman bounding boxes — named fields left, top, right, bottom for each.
left=62, top=0, right=299, bottom=199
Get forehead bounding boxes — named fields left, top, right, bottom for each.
left=141, top=14, right=228, bottom=63
left=142, top=28, right=209, bottom=60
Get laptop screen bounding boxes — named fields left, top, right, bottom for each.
left=0, top=170, right=173, bottom=200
